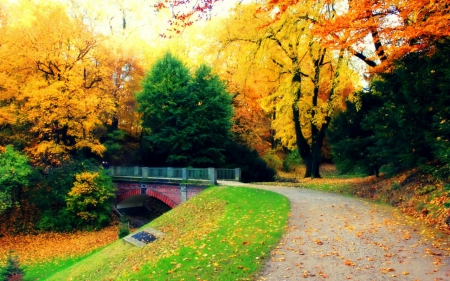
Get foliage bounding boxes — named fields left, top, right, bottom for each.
left=30, top=159, right=102, bottom=232
left=137, top=52, right=233, bottom=167
left=66, top=170, right=115, bottom=230
left=102, top=130, right=126, bottom=164
left=215, top=2, right=360, bottom=178
left=117, top=217, right=130, bottom=239
left=260, top=0, right=450, bottom=72
left=0, top=1, right=144, bottom=166
left=223, top=141, right=276, bottom=182
left=328, top=91, right=384, bottom=176
left=0, top=146, right=32, bottom=215
left=282, top=149, right=302, bottom=172
left=329, top=41, right=450, bottom=179
left=0, top=251, right=24, bottom=281
left=43, top=186, right=289, bottom=281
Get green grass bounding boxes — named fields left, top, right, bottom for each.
left=300, top=182, right=355, bottom=196
left=24, top=249, right=103, bottom=281
left=32, top=186, right=289, bottom=281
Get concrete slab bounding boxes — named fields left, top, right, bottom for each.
left=123, top=227, right=165, bottom=247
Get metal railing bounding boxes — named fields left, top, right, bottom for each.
left=109, top=166, right=241, bottom=183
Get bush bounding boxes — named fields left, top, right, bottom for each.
left=282, top=149, right=302, bottom=172
left=1, top=251, right=24, bottom=281
left=223, top=142, right=276, bottom=183
left=66, top=170, right=116, bottom=230
left=118, top=217, right=130, bottom=239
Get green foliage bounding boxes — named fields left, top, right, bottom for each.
left=329, top=41, right=450, bottom=179
left=137, top=53, right=233, bottom=167
left=33, top=159, right=113, bottom=232
left=415, top=185, right=437, bottom=196
left=118, top=217, right=130, bottom=239
left=282, top=149, right=302, bottom=172
left=1, top=251, right=24, bottom=281
left=102, top=130, right=126, bottom=164
left=0, top=146, right=33, bottom=214
left=391, top=181, right=400, bottom=191
left=328, top=91, right=383, bottom=176
left=263, top=149, right=283, bottom=171
left=223, top=141, right=276, bottom=182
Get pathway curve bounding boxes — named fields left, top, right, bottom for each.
left=220, top=182, right=450, bottom=281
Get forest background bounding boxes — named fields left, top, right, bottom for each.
left=0, top=0, right=450, bottom=243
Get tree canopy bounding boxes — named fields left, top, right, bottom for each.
left=137, top=52, right=233, bottom=167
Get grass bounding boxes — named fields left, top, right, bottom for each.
left=27, top=186, right=289, bottom=281
left=24, top=250, right=103, bottom=281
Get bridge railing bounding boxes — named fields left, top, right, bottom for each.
left=109, top=167, right=241, bottom=183
left=217, top=168, right=241, bottom=181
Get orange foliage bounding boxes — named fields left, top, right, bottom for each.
left=0, top=226, right=118, bottom=265
left=259, top=0, right=450, bottom=72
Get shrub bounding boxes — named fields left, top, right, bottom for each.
left=223, top=142, right=276, bottom=182
left=282, top=149, right=302, bottom=172
left=0, top=251, right=24, bottom=281
left=118, top=217, right=130, bottom=239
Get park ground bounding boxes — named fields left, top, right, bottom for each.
left=1, top=165, right=449, bottom=280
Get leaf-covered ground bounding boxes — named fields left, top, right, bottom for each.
left=0, top=226, right=118, bottom=266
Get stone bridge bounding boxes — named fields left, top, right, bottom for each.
left=111, top=167, right=240, bottom=211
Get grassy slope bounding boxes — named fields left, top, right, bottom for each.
left=39, top=186, right=289, bottom=281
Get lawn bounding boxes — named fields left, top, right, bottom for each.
left=21, top=186, right=289, bottom=281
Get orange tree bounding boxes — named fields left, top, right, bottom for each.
left=261, top=0, right=450, bottom=72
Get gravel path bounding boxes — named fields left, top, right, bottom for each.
left=221, top=182, right=450, bottom=281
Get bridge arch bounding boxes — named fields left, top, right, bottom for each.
left=116, top=188, right=178, bottom=209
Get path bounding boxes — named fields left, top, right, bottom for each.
left=221, top=182, right=450, bottom=280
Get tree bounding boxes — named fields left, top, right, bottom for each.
left=259, top=0, right=450, bottom=72
left=215, top=2, right=360, bottom=177
left=0, top=146, right=32, bottom=215
left=0, top=1, right=137, bottom=166
left=329, top=40, right=450, bottom=178
left=327, top=91, right=383, bottom=176
left=137, top=52, right=233, bottom=167
left=66, top=170, right=115, bottom=229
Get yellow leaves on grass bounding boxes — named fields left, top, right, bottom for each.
left=0, top=226, right=117, bottom=265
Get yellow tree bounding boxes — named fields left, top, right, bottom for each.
left=0, top=1, right=118, bottom=165
left=216, top=2, right=360, bottom=177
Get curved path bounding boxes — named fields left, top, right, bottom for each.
left=221, top=182, right=450, bottom=280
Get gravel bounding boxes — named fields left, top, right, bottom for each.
left=220, top=182, right=450, bottom=281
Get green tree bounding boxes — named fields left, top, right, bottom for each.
left=0, top=146, right=32, bottom=215
left=328, top=91, right=383, bottom=176
left=329, top=40, right=450, bottom=178
left=137, top=53, right=233, bottom=167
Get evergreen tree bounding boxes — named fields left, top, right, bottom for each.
left=136, top=53, right=233, bottom=167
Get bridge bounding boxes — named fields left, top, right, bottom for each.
left=110, top=167, right=240, bottom=212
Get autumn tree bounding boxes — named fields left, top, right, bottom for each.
left=216, top=2, right=359, bottom=177
left=261, top=0, right=450, bottom=72
left=137, top=52, right=233, bottom=167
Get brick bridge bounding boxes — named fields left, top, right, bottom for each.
left=111, top=167, right=240, bottom=210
